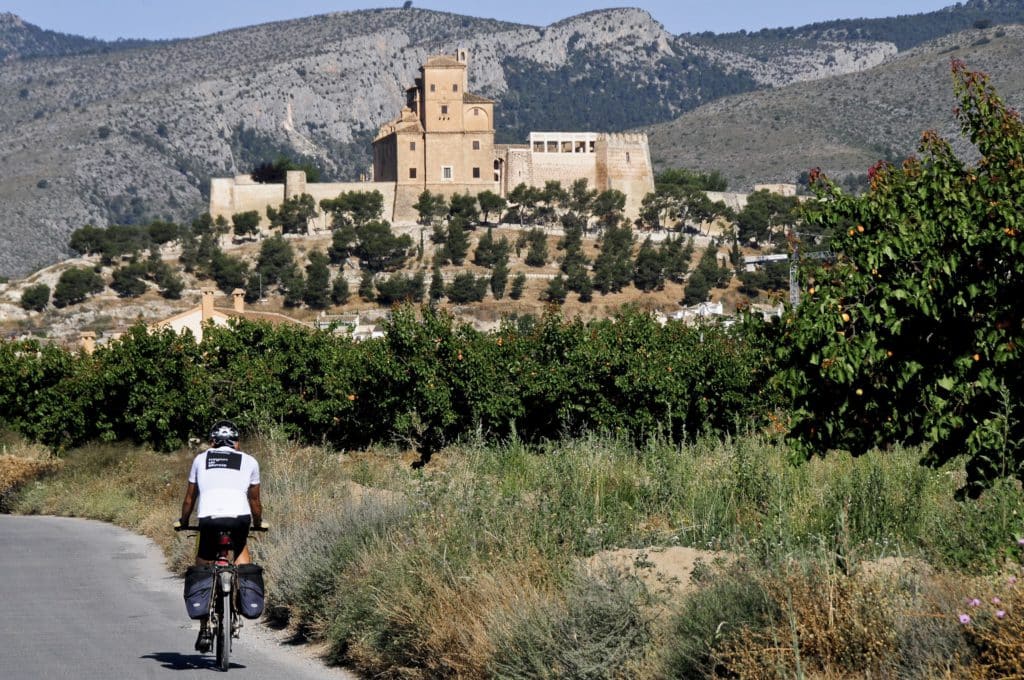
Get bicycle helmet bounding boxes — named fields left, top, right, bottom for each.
left=209, top=420, right=240, bottom=446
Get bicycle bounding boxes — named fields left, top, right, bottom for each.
left=174, top=520, right=268, bottom=671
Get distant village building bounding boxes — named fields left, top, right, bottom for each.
left=210, top=50, right=655, bottom=227
left=147, top=288, right=309, bottom=342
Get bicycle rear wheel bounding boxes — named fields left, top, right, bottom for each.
left=215, top=590, right=230, bottom=671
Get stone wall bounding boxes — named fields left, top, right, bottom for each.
left=209, top=177, right=286, bottom=224
left=598, top=133, right=655, bottom=220
left=705, top=191, right=749, bottom=212
left=210, top=176, right=398, bottom=230
left=753, top=183, right=798, bottom=196
left=503, top=147, right=532, bottom=195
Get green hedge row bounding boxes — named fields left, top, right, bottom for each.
left=0, top=307, right=775, bottom=453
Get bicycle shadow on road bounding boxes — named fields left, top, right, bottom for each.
left=140, top=651, right=247, bottom=671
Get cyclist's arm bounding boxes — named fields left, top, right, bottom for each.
left=247, top=484, right=262, bottom=528
left=180, top=482, right=198, bottom=525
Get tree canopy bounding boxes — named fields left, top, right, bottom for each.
left=782, top=62, right=1024, bottom=497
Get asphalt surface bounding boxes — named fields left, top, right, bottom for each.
left=0, top=515, right=356, bottom=679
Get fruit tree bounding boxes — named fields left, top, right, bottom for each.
left=782, top=61, right=1024, bottom=497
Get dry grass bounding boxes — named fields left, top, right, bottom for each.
left=712, top=561, right=975, bottom=679
left=10, top=432, right=1024, bottom=678
left=0, top=438, right=62, bottom=511
left=961, top=575, right=1024, bottom=678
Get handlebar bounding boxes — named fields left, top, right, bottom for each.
left=173, top=520, right=269, bottom=532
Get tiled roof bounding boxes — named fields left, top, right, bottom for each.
left=220, top=309, right=310, bottom=327
left=463, top=92, right=493, bottom=104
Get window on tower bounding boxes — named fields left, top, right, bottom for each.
left=472, top=167, right=480, bottom=178
left=472, top=140, right=480, bottom=150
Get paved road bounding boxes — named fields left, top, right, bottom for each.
left=0, top=515, right=356, bottom=679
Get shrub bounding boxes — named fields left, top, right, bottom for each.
left=110, top=262, right=148, bottom=297
left=490, top=569, right=653, bottom=679
left=375, top=272, right=425, bottom=305
left=52, top=267, right=104, bottom=307
left=663, top=569, right=776, bottom=678
left=446, top=272, right=488, bottom=303
left=20, top=283, right=50, bottom=311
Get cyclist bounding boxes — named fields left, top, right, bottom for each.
left=178, top=420, right=262, bottom=652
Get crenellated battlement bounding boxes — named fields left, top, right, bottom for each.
left=603, top=132, right=649, bottom=145
left=210, top=50, right=654, bottom=225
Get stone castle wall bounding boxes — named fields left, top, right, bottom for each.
left=598, top=132, right=655, bottom=220
left=705, top=191, right=749, bottom=212
left=210, top=175, right=398, bottom=230
left=503, top=147, right=533, bottom=195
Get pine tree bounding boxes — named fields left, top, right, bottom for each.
left=429, top=263, right=445, bottom=301
left=280, top=264, right=305, bottom=307
left=446, top=272, right=488, bottom=303
left=682, top=269, right=709, bottom=306
left=542, top=274, right=567, bottom=304
left=490, top=255, right=509, bottom=299
left=444, top=218, right=470, bottom=265
left=256, top=234, right=296, bottom=285
left=524, top=228, right=548, bottom=267
left=413, top=190, right=447, bottom=227
left=592, top=223, right=634, bottom=294
left=20, top=284, right=50, bottom=311
left=331, top=275, right=350, bottom=306
left=111, top=262, right=149, bottom=297
left=660, top=235, right=694, bottom=283
left=303, top=249, right=331, bottom=309
left=358, top=270, right=375, bottom=301
left=510, top=272, right=527, bottom=300
left=729, top=239, right=744, bottom=275
left=632, top=237, right=664, bottom=292
left=473, top=227, right=496, bottom=267
left=577, top=273, right=593, bottom=303
left=155, top=266, right=184, bottom=300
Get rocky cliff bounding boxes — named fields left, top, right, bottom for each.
left=0, top=4, right=1020, bottom=277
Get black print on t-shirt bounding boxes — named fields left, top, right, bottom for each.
left=206, top=452, right=242, bottom=471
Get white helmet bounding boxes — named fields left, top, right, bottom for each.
left=209, top=420, right=239, bottom=446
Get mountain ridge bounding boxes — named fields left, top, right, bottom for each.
left=2, top=3, right=1024, bottom=277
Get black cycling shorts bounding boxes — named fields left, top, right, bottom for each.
left=197, top=515, right=251, bottom=561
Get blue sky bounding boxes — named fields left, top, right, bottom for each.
left=4, top=1, right=958, bottom=40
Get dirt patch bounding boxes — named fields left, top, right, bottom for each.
left=858, top=555, right=934, bottom=580
left=585, top=546, right=734, bottom=599
left=336, top=479, right=405, bottom=507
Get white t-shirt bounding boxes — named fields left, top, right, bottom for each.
left=188, top=446, right=260, bottom=518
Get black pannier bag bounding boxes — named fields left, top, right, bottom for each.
left=236, top=564, right=265, bottom=619
left=184, top=565, right=216, bottom=619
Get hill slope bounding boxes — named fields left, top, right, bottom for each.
left=2, top=2, right=1024, bottom=277
left=646, top=24, right=1024, bottom=189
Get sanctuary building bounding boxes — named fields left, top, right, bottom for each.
left=210, top=50, right=654, bottom=225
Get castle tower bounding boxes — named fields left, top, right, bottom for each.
left=420, top=51, right=468, bottom=133
left=373, top=49, right=497, bottom=219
